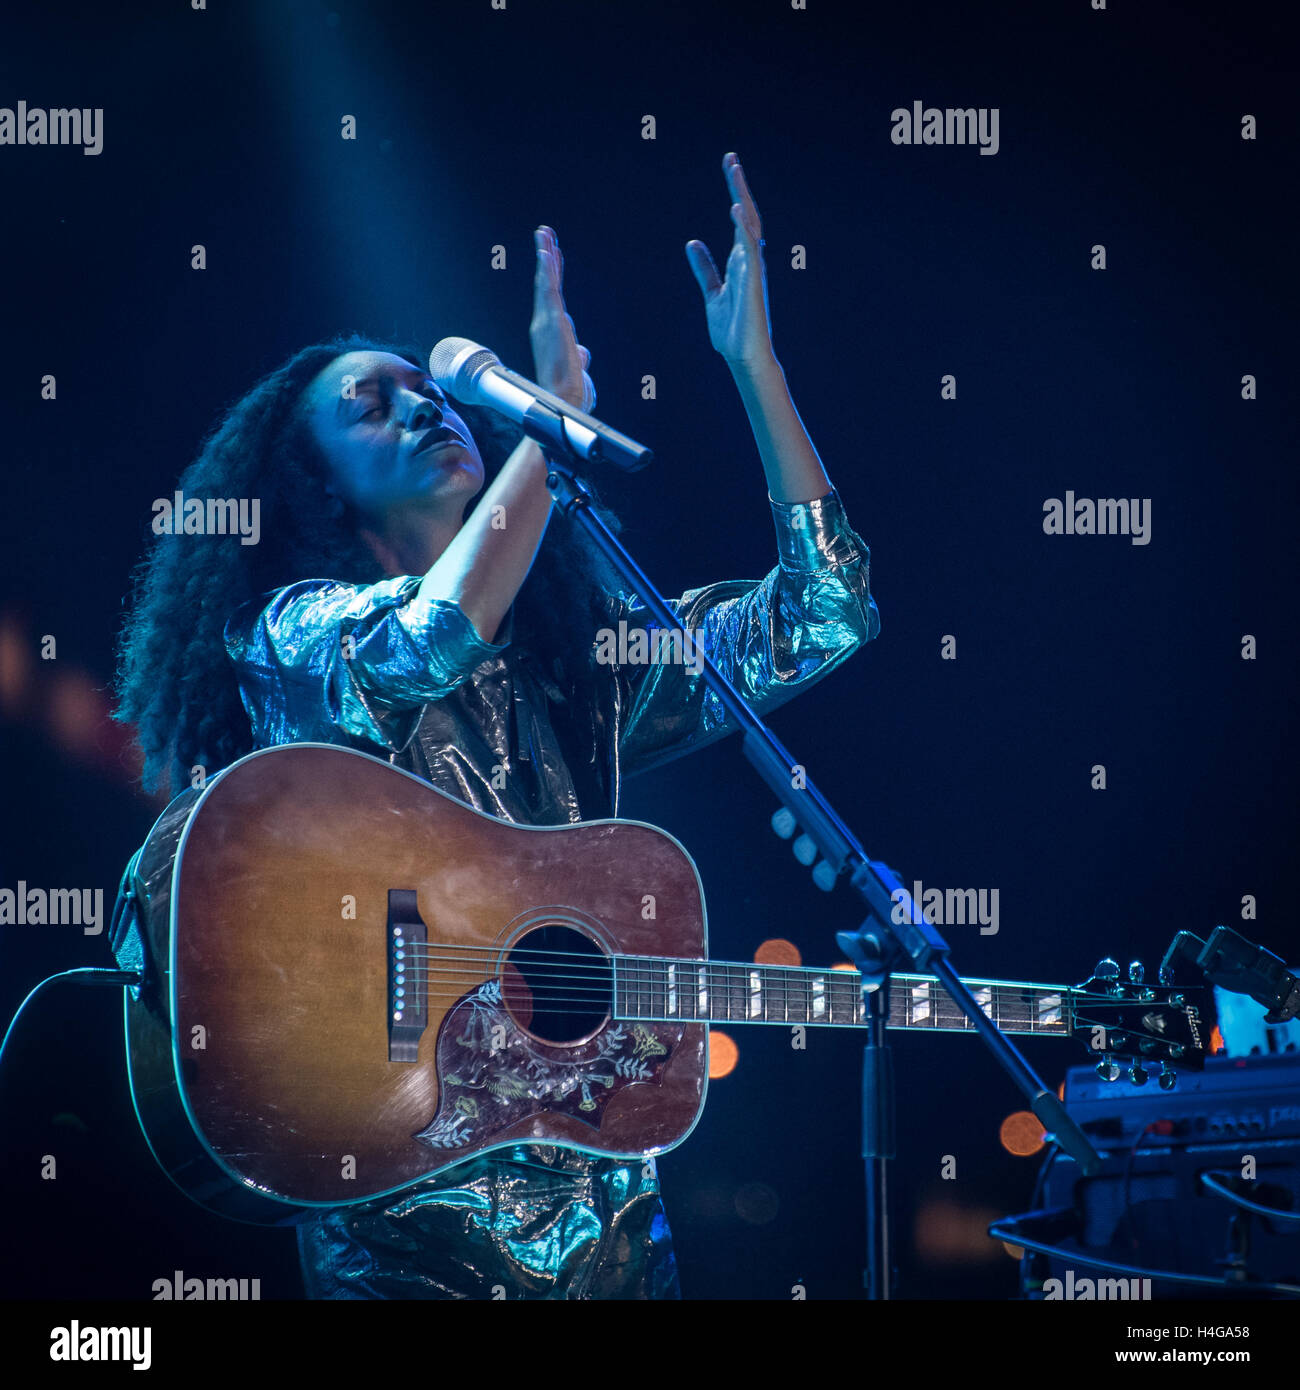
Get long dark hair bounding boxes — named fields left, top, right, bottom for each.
left=113, top=332, right=624, bottom=797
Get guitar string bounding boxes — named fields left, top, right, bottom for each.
left=396, top=976, right=1108, bottom=1019
left=386, top=991, right=1058, bottom=1026
left=408, top=961, right=877, bottom=1008
left=372, top=937, right=1142, bottom=1001
left=388, top=971, right=1073, bottom=1024
left=388, top=965, right=1106, bottom=1009
left=398, top=972, right=1122, bottom=1022
left=390, top=984, right=1053, bottom=1014
left=399, top=946, right=1087, bottom=990
left=387, top=964, right=1075, bottom=1027
left=381, top=992, right=1069, bottom=1033
left=384, top=939, right=1123, bottom=987
left=402, top=972, right=865, bottom=1010
left=393, top=954, right=1074, bottom=997
left=395, top=945, right=875, bottom=983
left=389, top=937, right=1083, bottom=992
left=388, top=945, right=1085, bottom=1000
left=351, top=936, right=1132, bottom=1027
left=397, top=975, right=1068, bottom=1006
left=393, top=942, right=1086, bottom=999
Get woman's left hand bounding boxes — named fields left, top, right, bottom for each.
left=530, top=225, right=596, bottom=412
left=685, top=153, right=776, bottom=374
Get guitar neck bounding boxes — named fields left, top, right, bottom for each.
left=612, top=957, right=1074, bottom=1037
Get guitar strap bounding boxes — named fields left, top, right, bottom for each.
left=108, top=847, right=149, bottom=1002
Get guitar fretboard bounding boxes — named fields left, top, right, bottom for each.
left=611, top=958, right=1072, bottom=1036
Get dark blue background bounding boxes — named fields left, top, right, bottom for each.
left=0, top=0, right=1295, bottom=1300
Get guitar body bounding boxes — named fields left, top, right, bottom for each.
left=125, top=743, right=708, bottom=1224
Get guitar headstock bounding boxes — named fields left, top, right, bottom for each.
left=1071, top=957, right=1207, bottom=1088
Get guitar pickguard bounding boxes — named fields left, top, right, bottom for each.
left=414, top=979, right=673, bottom=1154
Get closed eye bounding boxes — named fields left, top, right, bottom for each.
left=356, top=382, right=445, bottom=423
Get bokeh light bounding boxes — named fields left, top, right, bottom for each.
left=999, top=1111, right=1047, bottom=1156
left=709, top=1030, right=738, bottom=1078
left=754, top=937, right=801, bottom=966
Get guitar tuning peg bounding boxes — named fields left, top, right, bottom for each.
left=1158, top=1064, right=1178, bottom=1092
left=1128, top=959, right=1144, bottom=984
left=1128, top=1062, right=1149, bottom=1086
left=792, top=833, right=817, bottom=867
left=771, top=807, right=797, bottom=840
left=1095, top=1056, right=1122, bottom=1082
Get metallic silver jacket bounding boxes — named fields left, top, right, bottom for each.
left=223, top=488, right=880, bottom=1298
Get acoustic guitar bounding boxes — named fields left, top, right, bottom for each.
left=121, top=743, right=1204, bottom=1224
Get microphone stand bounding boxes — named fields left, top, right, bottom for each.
left=523, top=402, right=1101, bottom=1299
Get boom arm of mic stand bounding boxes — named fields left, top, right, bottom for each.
left=541, top=448, right=1102, bottom=1179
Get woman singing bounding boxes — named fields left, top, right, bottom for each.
left=113, top=153, right=881, bottom=1298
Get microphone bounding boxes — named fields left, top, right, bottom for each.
left=428, top=337, right=652, bottom=474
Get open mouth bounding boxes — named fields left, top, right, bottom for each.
left=412, top=430, right=462, bottom=457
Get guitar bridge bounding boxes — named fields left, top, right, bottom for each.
left=387, top=889, right=428, bottom=1063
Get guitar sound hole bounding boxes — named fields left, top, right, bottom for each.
left=502, top=924, right=611, bottom=1045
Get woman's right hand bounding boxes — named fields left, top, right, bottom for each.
left=530, top=225, right=595, bottom=412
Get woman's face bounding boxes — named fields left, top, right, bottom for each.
left=300, top=350, right=485, bottom=519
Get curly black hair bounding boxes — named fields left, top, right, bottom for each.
left=113, top=332, right=625, bottom=797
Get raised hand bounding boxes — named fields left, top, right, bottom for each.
left=530, top=225, right=595, bottom=412
left=685, top=153, right=776, bottom=373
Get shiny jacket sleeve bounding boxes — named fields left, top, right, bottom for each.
left=223, top=575, right=508, bottom=755
left=615, top=488, right=881, bottom=778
